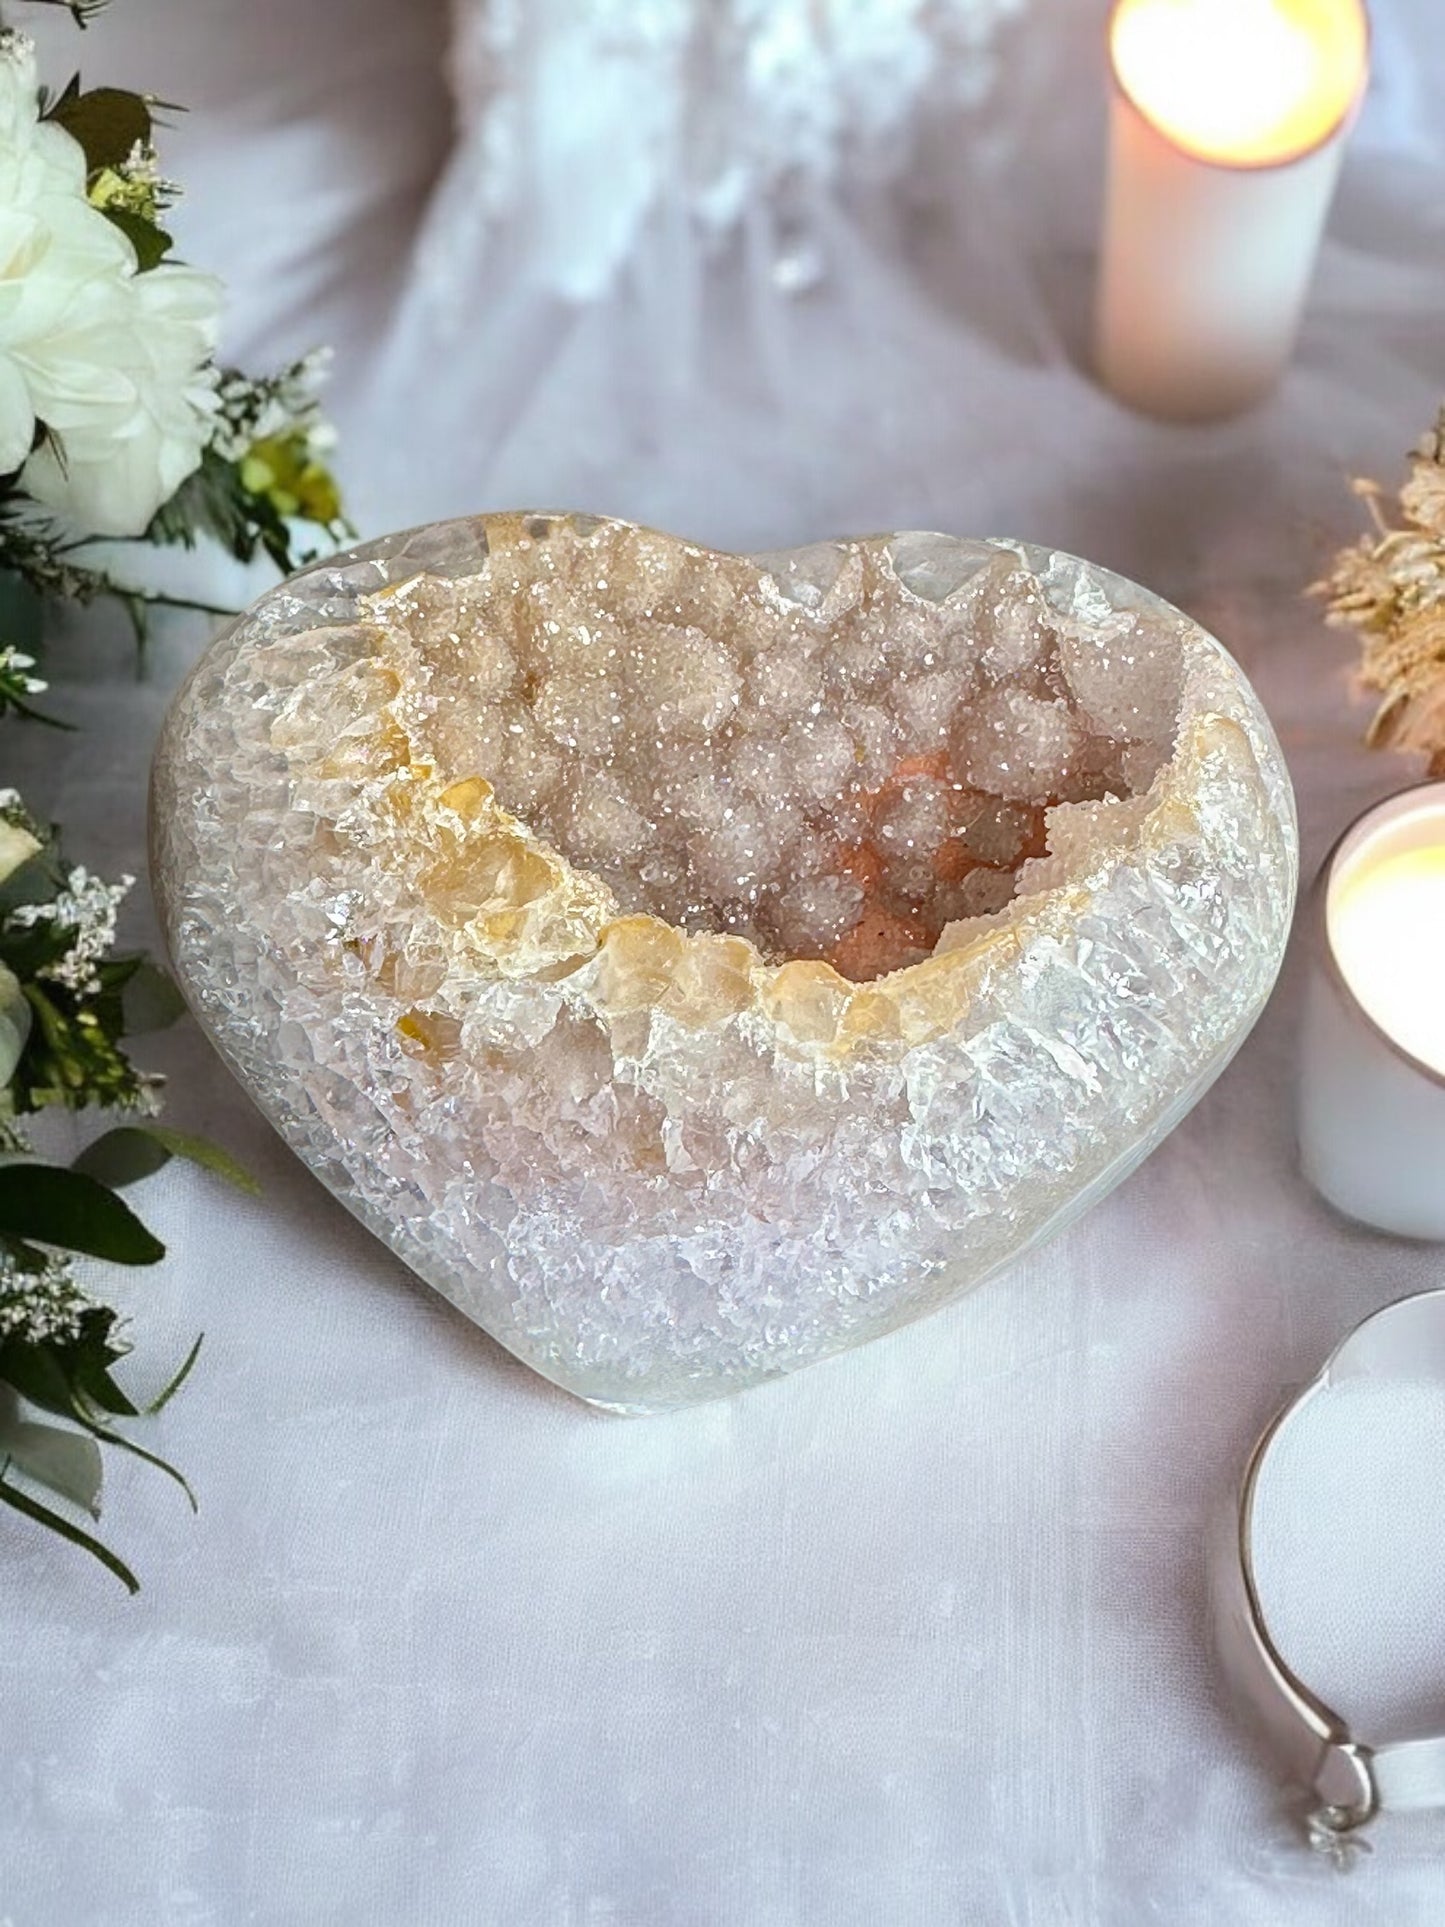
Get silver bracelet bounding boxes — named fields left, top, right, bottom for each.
left=1212, top=1289, right=1445, bottom=1868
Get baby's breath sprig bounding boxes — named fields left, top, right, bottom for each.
left=0, top=794, right=255, bottom=1588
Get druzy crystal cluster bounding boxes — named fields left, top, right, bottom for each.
left=151, top=515, right=1297, bottom=1410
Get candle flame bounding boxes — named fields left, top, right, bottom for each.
left=1330, top=843, right=1445, bottom=1078
left=1110, top=0, right=1369, bottom=168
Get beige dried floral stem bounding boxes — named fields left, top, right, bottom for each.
left=1316, top=406, right=1445, bottom=775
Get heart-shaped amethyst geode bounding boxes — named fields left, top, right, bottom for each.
left=151, top=516, right=1296, bottom=1409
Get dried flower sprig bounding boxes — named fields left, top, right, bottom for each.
left=1315, top=407, right=1445, bottom=774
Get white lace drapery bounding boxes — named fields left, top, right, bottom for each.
left=444, top=0, right=1027, bottom=302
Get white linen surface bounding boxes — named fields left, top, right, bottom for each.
left=4, top=2, right=1445, bottom=1921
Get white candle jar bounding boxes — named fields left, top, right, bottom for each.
left=1299, top=783, right=1445, bottom=1239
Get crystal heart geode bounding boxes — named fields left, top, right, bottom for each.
left=151, top=516, right=1296, bottom=1411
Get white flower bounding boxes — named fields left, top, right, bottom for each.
left=22, top=261, right=222, bottom=535
left=0, top=32, right=223, bottom=537
left=0, top=811, right=40, bottom=882
left=0, top=643, right=44, bottom=692
left=0, top=957, right=29, bottom=1085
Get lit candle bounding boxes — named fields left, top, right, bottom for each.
left=1096, top=0, right=1370, bottom=421
left=1299, top=784, right=1445, bottom=1239
left=1331, top=847, right=1445, bottom=1078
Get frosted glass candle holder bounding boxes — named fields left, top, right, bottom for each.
left=1299, top=782, right=1445, bottom=1239
left=151, top=515, right=1297, bottom=1409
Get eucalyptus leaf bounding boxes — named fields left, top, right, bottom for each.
left=118, top=961, right=187, bottom=1034
left=0, top=1394, right=102, bottom=1517
left=0, top=1163, right=165, bottom=1264
left=0, top=1467, right=138, bottom=1593
left=72, top=1127, right=168, bottom=1190
left=144, top=1127, right=259, bottom=1196
left=74, top=1125, right=259, bottom=1197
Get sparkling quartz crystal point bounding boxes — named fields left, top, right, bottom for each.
left=150, top=516, right=1297, bottom=1411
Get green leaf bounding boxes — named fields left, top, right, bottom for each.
left=147, top=1331, right=202, bottom=1415
left=142, top=1127, right=258, bottom=1196
left=69, top=1350, right=140, bottom=1419
left=10, top=1424, right=103, bottom=1515
left=41, top=75, right=81, bottom=118
left=0, top=567, right=44, bottom=653
left=0, top=1463, right=138, bottom=1593
left=0, top=1339, right=75, bottom=1419
left=0, top=1321, right=200, bottom=1505
left=119, top=960, right=187, bottom=1034
left=0, top=852, right=57, bottom=918
left=47, top=85, right=151, bottom=175
left=101, top=207, right=173, bottom=272
left=74, top=1125, right=259, bottom=1197
left=69, top=1411, right=196, bottom=1511
left=0, top=1239, right=52, bottom=1273
left=11, top=978, right=156, bottom=1119
left=148, top=445, right=302, bottom=573
left=0, top=1163, right=164, bottom=1264
left=0, top=1393, right=103, bottom=1516
left=0, top=1307, right=136, bottom=1424
left=72, top=1127, right=168, bottom=1190
left=0, top=689, right=75, bottom=729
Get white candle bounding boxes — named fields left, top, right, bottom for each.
left=1096, top=0, right=1369, bottom=421
left=1299, top=784, right=1445, bottom=1239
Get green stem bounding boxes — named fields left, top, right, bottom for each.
left=135, top=592, right=235, bottom=618
left=0, top=1460, right=139, bottom=1593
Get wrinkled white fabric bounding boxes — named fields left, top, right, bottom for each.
left=4, top=0, right=1445, bottom=1921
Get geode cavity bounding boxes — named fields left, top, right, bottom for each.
left=151, top=515, right=1297, bottom=1410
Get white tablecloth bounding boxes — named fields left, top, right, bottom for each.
left=4, top=3, right=1445, bottom=1921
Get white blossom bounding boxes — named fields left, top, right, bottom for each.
left=0, top=31, right=223, bottom=536
left=210, top=350, right=334, bottom=462
left=0, top=644, right=44, bottom=691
